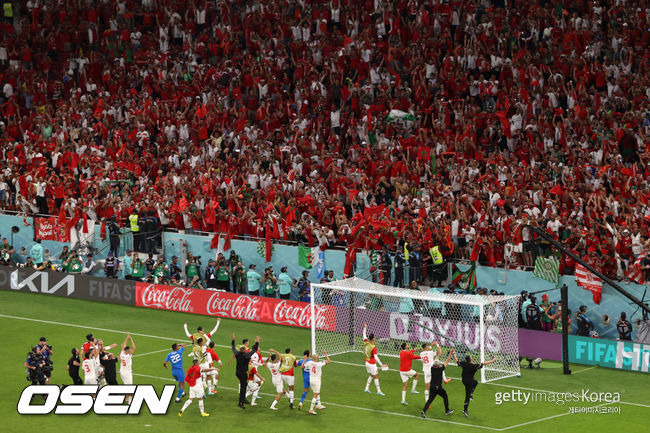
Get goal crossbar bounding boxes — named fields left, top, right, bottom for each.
left=311, top=276, right=519, bottom=306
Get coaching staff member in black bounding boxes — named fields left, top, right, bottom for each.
left=67, top=348, right=83, bottom=385
left=101, top=352, right=119, bottom=385
left=421, top=348, right=455, bottom=418
left=231, top=333, right=259, bottom=409
left=453, top=352, right=497, bottom=417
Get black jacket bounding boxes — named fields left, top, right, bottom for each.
left=231, top=340, right=259, bottom=376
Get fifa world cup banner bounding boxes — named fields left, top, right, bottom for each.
left=34, top=217, right=70, bottom=242
left=135, top=282, right=337, bottom=331
left=569, top=335, right=650, bottom=373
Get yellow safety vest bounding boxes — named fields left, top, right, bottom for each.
left=404, top=242, right=409, bottom=261
left=429, top=246, right=443, bottom=265
left=3, top=2, right=12, bottom=18
left=128, top=214, right=139, bottom=232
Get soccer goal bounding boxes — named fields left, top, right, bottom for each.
left=310, top=277, right=521, bottom=383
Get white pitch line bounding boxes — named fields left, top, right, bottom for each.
left=133, top=373, right=501, bottom=431
left=2, top=313, right=648, bottom=410
left=134, top=348, right=172, bottom=358
left=571, top=366, right=597, bottom=375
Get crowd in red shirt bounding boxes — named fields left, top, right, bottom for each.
left=0, top=0, right=649, bottom=282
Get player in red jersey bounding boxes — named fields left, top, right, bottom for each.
left=179, top=358, right=217, bottom=417
left=399, top=343, right=421, bottom=405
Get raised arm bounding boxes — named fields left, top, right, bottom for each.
left=443, top=349, right=455, bottom=367
left=363, top=322, right=368, bottom=340
left=323, top=350, right=331, bottom=365
left=230, top=333, right=238, bottom=356
left=482, top=357, right=497, bottom=366
left=128, top=334, right=136, bottom=354
left=121, top=334, right=129, bottom=351
left=208, top=319, right=221, bottom=336
left=183, top=323, right=192, bottom=338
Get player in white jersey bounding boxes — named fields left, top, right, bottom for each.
left=82, top=348, right=99, bottom=387
left=420, top=342, right=449, bottom=402
left=303, top=351, right=331, bottom=415
left=119, top=333, right=136, bottom=402
left=265, top=354, right=285, bottom=410
left=246, top=349, right=265, bottom=405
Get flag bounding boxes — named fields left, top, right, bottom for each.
left=386, top=109, right=415, bottom=123
left=451, top=264, right=477, bottom=292
left=470, top=237, right=482, bottom=262
left=626, top=256, right=646, bottom=285
left=343, top=35, right=354, bottom=46
left=210, top=233, right=220, bottom=249
left=100, top=219, right=106, bottom=241
left=265, top=222, right=272, bottom=262
left=312, top=246, right=325, bottom=280
left=533, top=256, right=560, bottom=285
left=343, top=247, right=357, bottom=278
left=575, top=263, right=602, bottom=304
left=223, top=227, right=232, bottom=251
left=82, top=213, right=89, bottom=234
left=298, top=245, right=313, bottom=269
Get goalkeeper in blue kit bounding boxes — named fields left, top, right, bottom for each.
left=164, top=343, right=187, bottom=402
left=296, top=350, right=322, bottom=410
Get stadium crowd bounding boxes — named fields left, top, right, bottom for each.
left=1, top=0, right=649, bottom=283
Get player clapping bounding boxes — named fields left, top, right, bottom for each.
left=398, top=343, right=421, bottom=405
left=303, top=350, right=331, bottom=415
left=119, top=333, right=136, bottom=402
left=362, top=323, right=385, bottom=395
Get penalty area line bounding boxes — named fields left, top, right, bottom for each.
left=134, top=348, right=173, bottom=358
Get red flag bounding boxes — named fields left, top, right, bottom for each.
left=343, top=247, right=357, bottom=278
left=82, top=213, right=89, bottom=234
left=470, top=236, right=482, bottom=261
left=364, top=204, right=386, bottom=220
left=205, top=205, right=216, bottom=225
left=575, top=264, right=602, bottom=304
left=272, top=217, right=280, bottom=238
left=58, top=206, right=66, bottom=226
left=210, top=233, right=220, bottom=249
left=549, top=185, right=563, bottom=195
left=223, top=226, right=232, bottom=251
left=305, top=225, right=314, bottom=247
left=265, top=222, right=272, bottom=262
left=626, top=256, right=646, bottom=285
left=343, top=35, right=353, bottom=46
left=100, top=219, right=106, bottom=241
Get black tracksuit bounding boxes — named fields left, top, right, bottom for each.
left=231, top=340, right=259, bottom=404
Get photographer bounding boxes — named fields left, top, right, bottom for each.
left=277, top=267, right=293, bottom=300
left=525, top=296, right=543, bottom=330
left=20, top=257, right=36, bottom=269
left=540, top=294, right=555, bottom=332
left=104, top=251, right=119, bottom=278
left=205, top=259, right=218, bottom=290
left=186, top=253, right=200, bottom=284
left=152, top=256, right=169, bottom=284
left=37, top=337, right=53, bottom=383
left=231, top=260, right=247, bottom=294
left=25, top=346, right=47, bottom=385
left=188, top=274, right=206, bottom=289
left=216, top=256, right=231, bottom=291
left=169, top=256, right=182, bottom=283
left=65, top=251, right=83, bottom=273
left=617, top=312, right=633, bottom=341
left=0, top=237, right=13, bottom=265
left=575, top=305, right=593, bottom=337
left=108, top=215, right=121, bottom=256
left=36, top=260, right=55, bottom=271
left=82, top=254, right=96, bottom=274
left=262, top=266, right=278, bottom=298
left=131, top=253, right=146, bottom=281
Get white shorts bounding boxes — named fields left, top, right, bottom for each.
left=423, top=371, right=431, bottom=384
left=189, top=383, right=204, bottom=399
left=272, top=377, right=283, bottom=393
left=84, top=375, right=97, bottom=385
left=399, top=369, right=417, bottom=383
left=281, top=375, right=294, bottom=386
left=365, top=362, right=378, bottom=376
left=120, top=371, right=133, bottom=385
left=311, top=377, right=321, bottom=393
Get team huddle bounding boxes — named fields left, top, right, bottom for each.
left=64, top=321, right=494, bottom=420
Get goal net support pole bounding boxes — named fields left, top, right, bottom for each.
left=310, top=277, right=520, bottom=383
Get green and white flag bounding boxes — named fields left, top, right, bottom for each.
left=386, top=109, right=416, bottom=123
left=533, top=256, right=560, bottom=285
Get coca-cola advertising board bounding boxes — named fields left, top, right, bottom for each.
left=135, top=282, right=337, bottom=331
left=34, top=217, right=70, bottom=242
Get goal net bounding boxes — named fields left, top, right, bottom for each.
left=310, top=277, right=520, bottom=383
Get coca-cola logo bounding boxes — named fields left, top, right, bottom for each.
left=207, top=292, right=260, bottom=321
left=273, top=300, right=329, bottom=329
left=141, top=285, right=194, bottom=312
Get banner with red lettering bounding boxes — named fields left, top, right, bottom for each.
left=34, top=217, right=70, bottom=242
left=135, top=282, right=337, bottom=331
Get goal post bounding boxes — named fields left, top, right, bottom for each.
left=310, top=277, right=520, bottom=383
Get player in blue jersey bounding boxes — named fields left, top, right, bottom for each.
left=164, top=343, right=187, bottom=402
left=296, top=349, right=323, bottom=410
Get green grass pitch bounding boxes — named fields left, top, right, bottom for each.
left=0, top=291, right=647, bottom=433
